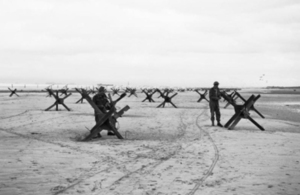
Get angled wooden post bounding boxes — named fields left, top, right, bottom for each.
left=224, top=91, right=238, bottom=108
left=45, top=90, right=72, bottom=111
left=222, top=93, right=265, bottom=131
left=142, top=89, right=156, bottom=102
left=156, top=89, right=178, bottom=108
left=111, top=88, right=120, bottom=96
left=76, top=88, right=91, bottom=104
left=234, top=92, right=265, bottom=118
left=8, top=88, right=19, bottom=97
left=195, top=89, right=209, bottom=103
left=128, top=88, right=137, bottom=97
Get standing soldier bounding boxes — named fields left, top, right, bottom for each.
left=209, top=81, right=223, bottom=127
left=92, top=86, right=115, bottom=137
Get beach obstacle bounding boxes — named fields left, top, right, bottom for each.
left=78, top=89, right=130, bottom=141
left=111, top=88, right=120, bottom=96
left=156, top=89, right=178, bottom=108
left=234, top=92, right=265, bottom=118
left=145, top=88, right=155, bottom=93
left=221, top=92, right=265, bottom=131
left=45, top=90, right=72, bottom=111
left=58, top=88, right=69, bottom=96
left=223, top=91, right=238, bottom=108
left=88, top=87, right=97, bottom=94
left=195, top=89, right=209, bottom=103
left=75, top=88, right=91, bottom=104
left=45, top=88, right=53, bottom=97
left=157, top=88, right=170, bottom=98
left=142, top=89, right=156, bottom=102
left=127, top=88, right=138, bottom=97
left=8, top=88, right=19, bottom=97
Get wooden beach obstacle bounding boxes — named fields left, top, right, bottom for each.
left=45, top=88, right=53, bottom=97
left=157, top=88, right=170, bottom=98
left=195, top=89, right=209, bottom=103
left=88, top=87, right=97, bottom=95
left=45, top=90, right=72, bottom=111
left=127, top=88, right=138, bottom=97
left=156, top=89, right=178, bottom=108
left=8, top=88, right=19, bottom=97
left=234, top=92, right=265, bottom=119
left=223, top=91, right=238, bottom=108
left=78, top=89, right=130, bottom=141
left=75, top=88, right=91, bottom=104
left=142, top=89, right=156, bottom=102
left=221, top=92, right=265, bottom=131
left=111, top=88, right=120, bottom=96
left=58, top=87, right=69, bottom=96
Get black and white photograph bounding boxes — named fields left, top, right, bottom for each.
left=0, top=0, right=300, bottom=194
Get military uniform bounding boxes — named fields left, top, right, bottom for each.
left=92, top=93, right=110, bottom=114
left=92, top=89, right=114, bottom=137
left=209, top=82, right=223, bottom=127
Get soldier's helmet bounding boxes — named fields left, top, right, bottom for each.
left=98, top=86, right=105, bottom=93
left=214, top=81, right=219, bottom=85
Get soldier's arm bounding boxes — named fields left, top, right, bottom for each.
left=209, top=89, right=214, bottom=100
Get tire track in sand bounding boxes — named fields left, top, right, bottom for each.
left=0, top=110, right=29, bottom=120
left=101, top=109, right=205, bottom=195
left=50, top=110, right=189, bottom=195
left=101, top=110, right=189, bottom=194
left=186, top=105, right=220, bottom=195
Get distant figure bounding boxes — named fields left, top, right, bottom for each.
left=92, top=87, right=114, bottom=137
left=209, top=81, right=223, bottom=127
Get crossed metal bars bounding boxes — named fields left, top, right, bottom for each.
left=223, top=91, right=239, bottom=108
left=75, top=88, right=92, bottom=104
left=156, top=89, right=178, bottom=108
left=142, top=89, right=156, bottom=102
left=45, top=90, right=72, bottom=111
left=221, top=92, right=265, bottom=131
left=111, top=88, right=120, bottom=96
left=127, top=88, right=138, bottom=97
left=234, top=92, right=265, bottom=118
left=8, top=88, right=19, bottom=97
left=195, top=89, right=209, bottom=103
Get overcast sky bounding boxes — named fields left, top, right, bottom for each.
left=0, top=0, right=299, bottom=88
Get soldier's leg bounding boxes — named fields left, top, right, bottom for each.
left=215, top=102, right=223, bottom=127
left=107, top=117, right=116, bottom=136
left=94, top=113, right=102, bottom=137
left=209, top=102, right=215, bottom=126
left=216, top=103, right=221, bottom=123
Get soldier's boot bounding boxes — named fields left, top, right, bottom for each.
left=107, top=131, right=115, bottom=136
left=211, top=120, right=215, bottom=126
left=217, top=122, right=223, bottom=127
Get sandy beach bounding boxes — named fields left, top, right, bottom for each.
left=0, top=89, right=300, bottom=195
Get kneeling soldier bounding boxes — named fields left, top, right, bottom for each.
left=92, top=87, right=115, bottom=137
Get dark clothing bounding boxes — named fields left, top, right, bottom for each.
left=209, top=87, right=221, bottom=122
left=209, top=87, right=221, bottom=101
left=92, top=92, right=112, bottom=137
left=92, top=92, right=110, bottom=122
left=92, top=93, right=109, bottom=113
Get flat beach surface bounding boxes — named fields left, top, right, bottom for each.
left=0, top=89, right=300, bottom=195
